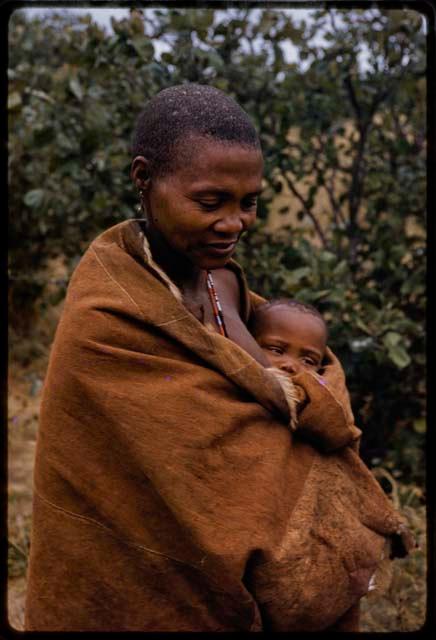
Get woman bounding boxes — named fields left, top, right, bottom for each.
left=24, top=84, right=413, bottom=632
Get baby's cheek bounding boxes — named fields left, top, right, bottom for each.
left=262, top=349, right=279, bottom=367
left=301, top=362, right=320, bottom=373
left=264, top=356, right=276, bottom=368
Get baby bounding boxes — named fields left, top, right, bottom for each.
left=249, top=298, right=328, bottom=376
left=249, top=298, right=416, bottom=604
left=249, top=297, right=363, bottom=452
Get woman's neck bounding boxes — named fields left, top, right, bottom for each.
left=142, top=220, right=205, bottom=296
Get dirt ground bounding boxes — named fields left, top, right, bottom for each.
left=8, top=344, right=49, bottom=630
left=7, top=270, right=61, bottom=630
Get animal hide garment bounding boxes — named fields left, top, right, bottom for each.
left=25, top=220, right=415, bottom=632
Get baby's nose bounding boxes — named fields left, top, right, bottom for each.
left=279, top=359, right=301, bottom=375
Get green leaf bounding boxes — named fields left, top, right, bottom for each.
left=310, top=289, right=331, bottom=301
left=129, top=36, right=154, bottom=59
left=284, top=266, right=312, bottom=287
left=69, top=77, right=83, bottom=102
left=333, top=260, right=349, bottom=278
left=307, top=184, right=317, bottom=207
left=355, top=318, right=373, bottom=335
left=387, top=344, right=411, bottom=369
left=161, top=52, right=174, bottom=64
left=23, top=189, right=45, bottom=208
left=319, top=251, right=336, bottom=263
left=383, top=331, right=402, bottom=349
left=8, top=91, right=22, bottom=110
left=193, top=12, right=214, bottom=30
left=412, top=418, right=426, bottom=434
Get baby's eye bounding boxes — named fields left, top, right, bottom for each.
left=267, top=346, right=284, bottom=354
left=301, top=356, right=318, bottom=366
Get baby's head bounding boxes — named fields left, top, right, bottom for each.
left=250, top=299, right=328, bottom=375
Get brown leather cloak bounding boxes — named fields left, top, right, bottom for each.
left=24, top=220, right=414, bottom=632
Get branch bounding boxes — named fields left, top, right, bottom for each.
left=8, top=539, right=28, bottom=559
left=311, top=134, right=347, bottom=231
left=329, top=10, right=338, bottom=33
left=348, top=126, right=367, bottom=222
left=346, top=79, right=393, bottom=255
left=280, top=169, right=330, bottom=248
left=324, top=168, right=347, bottom=227
left=368, top=83, right=393, bottom=120
left=343, top=72, right=362, bottom=127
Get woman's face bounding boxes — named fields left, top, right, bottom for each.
left=137, top=136, right=264, bottom=270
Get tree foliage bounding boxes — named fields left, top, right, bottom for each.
left=8, top=7, right=426, bottom=481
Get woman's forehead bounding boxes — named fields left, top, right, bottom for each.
left=173, top=135, right=263, bottom=174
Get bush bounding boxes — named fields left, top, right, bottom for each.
left=8, top=6, right=426, bottom=481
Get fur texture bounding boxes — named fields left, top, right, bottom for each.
left=139, top=230, right=183, bottom=303
left=267, top=367, right=299, bottom=431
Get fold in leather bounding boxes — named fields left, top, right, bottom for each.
left=267, top=363, right=362, bottom=451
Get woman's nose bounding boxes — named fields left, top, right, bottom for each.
left=213, top=213, right=244, bottom=235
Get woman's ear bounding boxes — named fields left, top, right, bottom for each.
left=130, top=156, right=151, bottom=192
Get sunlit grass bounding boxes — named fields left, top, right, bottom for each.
left=360, top=473, right=426, bottom=631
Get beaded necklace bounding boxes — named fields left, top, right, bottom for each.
left=206, top=270, right=228, bottom=337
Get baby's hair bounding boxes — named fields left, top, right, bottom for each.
left=250, top=298, right=328, bottom=338
left=131, top=83, right=261, bottom=178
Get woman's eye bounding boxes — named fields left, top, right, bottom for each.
left=198, top=201, right=220, bottom=211
left=241, top=198, right=258, bottom=210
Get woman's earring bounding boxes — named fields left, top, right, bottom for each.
left=137, top=188, right=144, bottom=214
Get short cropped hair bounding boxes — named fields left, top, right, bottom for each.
left=250, top=298, right=328, bottom=338
left=131, top=83, right=261, bottom=177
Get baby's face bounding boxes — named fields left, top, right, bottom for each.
left=253, top=305, right=327, bottom=375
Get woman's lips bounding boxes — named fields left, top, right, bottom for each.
left=203, top=242, right=236, bottom=256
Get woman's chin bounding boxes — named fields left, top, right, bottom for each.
left=196, top=254, right=235, bottom=271
left=192, top=245, right=237, bottom=270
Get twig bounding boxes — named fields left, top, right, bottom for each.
left=8, top=539, right=28, bottom=559
left=281, top=170, right=329, bottom=248
left=371, top=467, right=400, bottom=510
